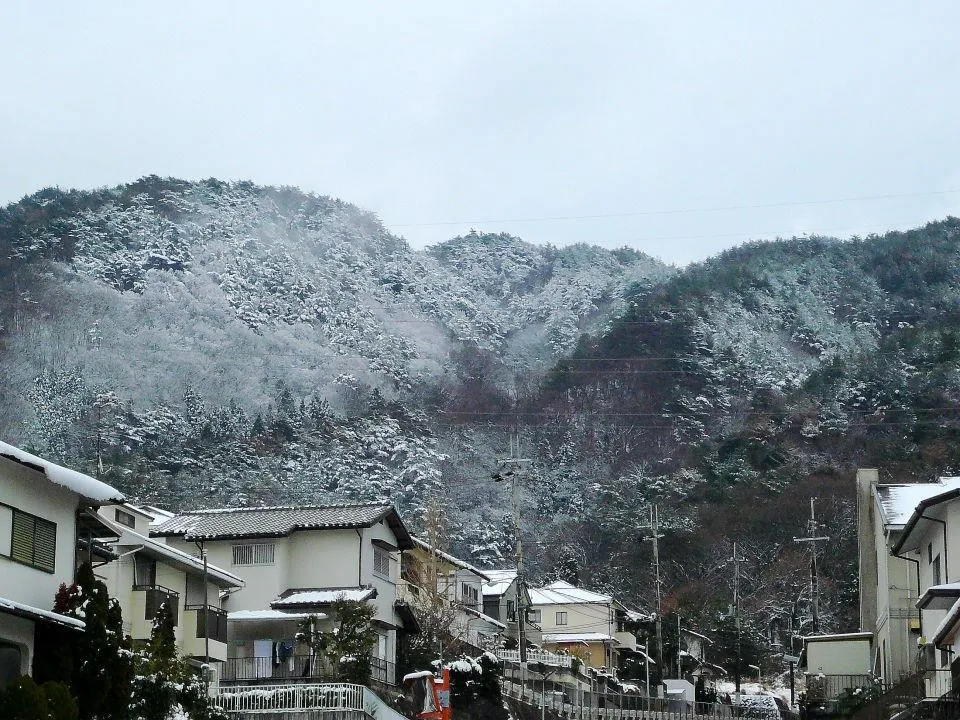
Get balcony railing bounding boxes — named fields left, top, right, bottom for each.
left=214, top=682, right=365, bottom=714
left=221, top=654, right=396, bottom=685
left=498, top=648, right=575, bottom=668
left=805, top=674, right=879, bottom=702
left=132, top=584, right=180, bottom=626
left=185, top=604, right=228, bottom=644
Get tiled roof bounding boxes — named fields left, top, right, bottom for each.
left=151, top=503, right=413, bottom=548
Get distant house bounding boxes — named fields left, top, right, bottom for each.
left=0, top=441, right=123, bottom=688
left=528, top=580, right=637, bottom=675
left=481, top=568, right=542, bottom=649
left=96, top=503, right=243, bottom=664
left=890, top=481, right=960, bottom=698
left=855, top=469, right=960, bottom=684
left=399, top=537, right=504, bottom=650
left=151, top=503, right=415, bottom=686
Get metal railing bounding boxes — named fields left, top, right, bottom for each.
left=499, top=648, right=576, bottom=668
left=133, top=584, right=180, bottom=625
left=213, top=682, right=365, bottom=714
left=804, top=673, right=877, bottom=701
left=500, top=679, right=764, bottom=720
left=221, top=655, right=396, bottom=685
left=185, top=604, right=228, bottom=643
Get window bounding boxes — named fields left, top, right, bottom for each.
left=942, top=648, right=950, bottom=668
left=373, top=546, right=390, bottom=577
left=232, top=543, right=275, bottom=566
left=0, top=644, right=22, bottom=690
left=10, top=509, right=56, bottom=573
left=528, top=609, right=541, bottom=623
left=507, top=600, right=516, bottom=621
left=115, top=508, right=136, bottom=528
left=929, top=543, right=934, bottom=564
left=462, top=582, right=479, bottom=606
left=556, top=611, right=568, bottom=626
left=933, top=555, right=942, bottom=586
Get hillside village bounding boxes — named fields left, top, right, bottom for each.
left=4, top=437, right=960, bottom=720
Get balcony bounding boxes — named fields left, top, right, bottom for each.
left=130, top=584, right=180, bottom=640
left=221, top=654, right=396, bottom=686
left=182, top=605, right=228, bottom=662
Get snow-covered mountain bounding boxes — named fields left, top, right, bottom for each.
left=5, top=175, right=960, bottom=640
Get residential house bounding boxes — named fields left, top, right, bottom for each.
left=855, top=469, right=960, bottom=684
left=96, top=502, right=243, bottom=665
left=481, top=568, right=542, bottom=649
left=151, top=503, right=415, bottom=686
left=890, top=481, right=960, bottom=698
left=399, top=537, right=504, bottom=651
left=528, top=580, right=637, bottom=675
left=0, top=441, right=123, bottom=688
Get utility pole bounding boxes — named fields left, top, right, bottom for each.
left=644, top=505, right=665, bottom=676
left=495, top=431, right=532, bottom=663
left=730, top=542, right=747, bottom=693
left=793, top=498, right=830, bottom=635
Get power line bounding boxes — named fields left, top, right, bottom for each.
left=385, top=189, right=960, bottom=229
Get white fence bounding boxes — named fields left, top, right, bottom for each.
left=499, top=648, right=575, bottom=668
left=213, top=683, right=365, bottom=714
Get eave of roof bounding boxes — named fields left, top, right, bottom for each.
left=411, top=537, right=490, bottom=580
left=0, top=440, right=124, bottom=504
left=892, top=488, right=960, bottom=555
left=802, top=632, right=872, bottom=643
left=916, top=582, right=960, bottom=610
left=0, top=596, right=85, bottom=630
left=933, top=598, right=960, bottom=646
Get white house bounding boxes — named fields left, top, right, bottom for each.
left=481, top=569, right=542, bottom=649
left=151, top=502, right=415, bottom=685
left=890, top=482, right=960, bottom=698
left=855, top=469, right=960, bottom=684
left=0, top=441, right=123, bottom=688
left=96, top=503, right=243, bottom=664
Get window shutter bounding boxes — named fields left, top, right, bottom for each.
left=33, top=519, right=56, bottom=572
left=10, top=511, right=34, bottom=564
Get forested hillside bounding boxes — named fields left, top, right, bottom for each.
left=3, top=176, right=960, bottom=652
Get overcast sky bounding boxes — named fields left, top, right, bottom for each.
left=3, top=2, right=959, bottom=265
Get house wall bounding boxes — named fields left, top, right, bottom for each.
left=363, top=522, right=399, bottom=625
left=0, top=614, right=34, bottom=680
left=0, top=457, right=81, bottom=609
left=806, top=639, right=872, bottom=675
left=535, top=602, right=614, bottom=637
left=288, top=529, right=359, bottom=590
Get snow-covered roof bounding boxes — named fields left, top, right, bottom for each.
left=411, top=537, right=490, bottom=580
left=228, top=609, right=322, bottom=622
left=876, top=477, right=960, bottom=527
left=0, top=596, right=85, bottom=630
left=933, top=598, right=960, bottom=646
left=482, top=569, right=517, bottom=597
left=99, top=514, right=243, bottom=588
left=463, top=605, right=506, bottom=630
left=802, top=632, right=872, bottom=643
left=894, top=484, right=960, bottom=554
left=625, top=609, right=653, bottom=623
left=152, top=502, right=412, bottom=548
left=128, top=503, right=176, bottom=526
left=543, top=632, right=618, bottom=644
left=272, top=587, right=378, bottom=609
left=0, top=440, right=124, bottom=504
left=916, top=582, right=960, bottom=610
left=529, top=580, right=613, bottom=606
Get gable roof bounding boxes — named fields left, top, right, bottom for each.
left=0, top=440, right=124, bottom=504
left=482, top=569, right=517, bottom=597
left=528, top=580, right=613, bottom=606
left=411, top=537, right=490, bottom=580
left=876, top=477, right=960, bottom=527
left=892, top=485, right=960, bottom=554
left=151, top=503, right=413, bottom=548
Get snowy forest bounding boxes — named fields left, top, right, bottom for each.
left=4, top=176, right=960, bottom=653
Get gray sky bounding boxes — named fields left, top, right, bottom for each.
left=3, top=1, right=959, bottom=265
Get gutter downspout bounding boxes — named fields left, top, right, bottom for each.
left=356, top=529, right=363, bottom=587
